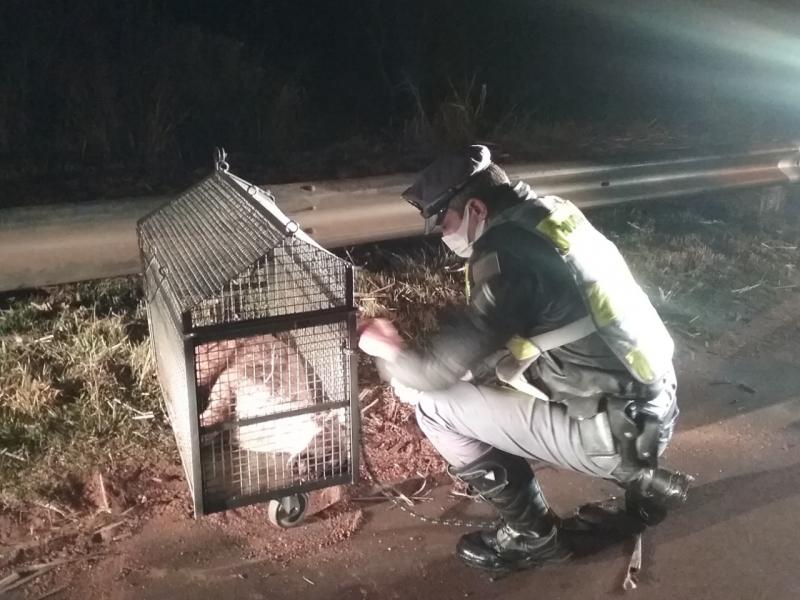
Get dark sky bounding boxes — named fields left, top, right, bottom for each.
left=1, top=0, right=798, bottom=174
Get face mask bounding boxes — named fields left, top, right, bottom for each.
left=442, top=201, right=486, bottom=258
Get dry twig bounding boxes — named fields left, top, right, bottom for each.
left=109, top=397, right=153, bottom=418
left=32, top=501, right=69, bottom=519
left=0, top=559, right=65, bottom=594
left=448, top=489, right=475, bottom=499
left=361, top=397, right=381, bottom=417
left=731, top=282, right=763, bottom=294
left=351, top=495, right=432, bottom=503
left=93, top=520, right=127, bottom=536
left=389, top=486, right=415, bottom=507
left=0, top=555, right=106, bottom=595
left=97, top=472, right=110, bottom=513
left=411, top=479, right=428, bottom=497
left=623, top=533, right=642, bottom=591
left=0, top=448, right=26, bottom=462
left=34, top=584, right=69, bottom=600
left=132, top=413, right=154, bottom=420
left=761, top=242, right=797, bottom=251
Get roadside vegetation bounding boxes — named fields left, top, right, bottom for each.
left=3, top=2, right=795, bottom=209
left=597, top=191, right=800, bottom=338
left=0, top=279, right=173, bottom=512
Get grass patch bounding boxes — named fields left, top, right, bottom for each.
left=0, top=278, right=173, bottom=511
left=352, top=243, right=467, bottom=339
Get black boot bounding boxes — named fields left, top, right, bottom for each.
left=453, top=448, right=572, bottom=574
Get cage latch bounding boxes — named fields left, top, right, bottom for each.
left=214, top=147, right=230, bottom=173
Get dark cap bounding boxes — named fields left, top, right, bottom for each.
left=402, top=145, right=492, bottom=230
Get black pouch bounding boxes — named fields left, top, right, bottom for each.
left=576, top=409, right=617, bottom=457
left=606, top=398, right=659, bottom=469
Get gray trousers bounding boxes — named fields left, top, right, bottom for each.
left=414, top=382, right=676, bottom=479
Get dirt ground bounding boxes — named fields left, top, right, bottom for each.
left=4, top=295, right=800, bottom=599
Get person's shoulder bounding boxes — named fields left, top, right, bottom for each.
left=475, top=221, right=555, bottom=261
left=468, top=246, right=503, bottom=286
left=471, top=220, right=567, bottom=286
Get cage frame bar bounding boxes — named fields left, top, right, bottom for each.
left=187, top=305, right=356, bottom=343
left=180, top=311, right=205, bottom=516
left=203, top=473, right=355, bottom=514
left=201, top=400, right=351, bottom=433
left=344, top=268, right=361, bottom=485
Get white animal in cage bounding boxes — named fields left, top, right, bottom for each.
left=198, top=335, right=324, bottom=457
left=228, top=379, right=320, bottom=456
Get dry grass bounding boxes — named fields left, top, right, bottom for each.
left=353, top=244, right=467, bottom=339
left=594, top=190, right=800, bottom=337
left=0, top=278, right=172, bottom=511
left=401, top=75, right=491, bottom=151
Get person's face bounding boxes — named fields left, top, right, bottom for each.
left=440, top=198, right=488, bottom=238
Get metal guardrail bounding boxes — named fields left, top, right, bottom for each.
left=1, top=145, right=798, bottom=292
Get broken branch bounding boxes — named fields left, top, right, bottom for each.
left=361, top=397, right=381, bottom=417
left=623, top=533, right=642, bottom=591
left=32, top=501, right=69, bottom=519
left=97, top=472, right=110, bottom=513
left=731, top=282, right=762, bottom=294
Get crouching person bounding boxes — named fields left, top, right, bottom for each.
left=358, top=145, right=689, bottom=575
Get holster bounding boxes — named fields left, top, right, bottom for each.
left=606, top=398, right=660, bottom=471
left=576, top=398, right=661, bottom=470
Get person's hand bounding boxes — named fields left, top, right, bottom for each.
left=358, top=318, right=402, bottom=362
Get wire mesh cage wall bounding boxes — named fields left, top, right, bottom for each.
left=137, top=157, right=359, bottom=516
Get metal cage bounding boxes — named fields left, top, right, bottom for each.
left=137, top=159, right=359, bottom=516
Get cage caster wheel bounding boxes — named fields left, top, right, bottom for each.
left=267, top=493, right=309, bottom=528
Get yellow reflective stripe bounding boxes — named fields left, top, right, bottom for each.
left=586, top=283, right=616, bottom=328
left=506, top=336, right=540, bottom=361
left=535, top=202, right=586, bottom=253
left=625, top=347, right=655, bottom=382
left=465, top=263, right=471, bottom=300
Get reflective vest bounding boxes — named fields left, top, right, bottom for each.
left=485, top=194, right=674, bottom=385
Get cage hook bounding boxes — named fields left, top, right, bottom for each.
left=145, top=265, right=170, bottom=304
left=284, top=220, right=300, bottom=236
left=214, top=147, right=230, bottom=173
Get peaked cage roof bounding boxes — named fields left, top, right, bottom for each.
left=137, top=168, right=344, bottom=316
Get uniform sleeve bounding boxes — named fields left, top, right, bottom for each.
left=379, top=246, right=544, bottom=391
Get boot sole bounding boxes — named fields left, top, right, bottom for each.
left=457, top=547, right=573, bottom=577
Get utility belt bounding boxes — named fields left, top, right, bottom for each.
left=494, top=316, right=676, bottom=473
